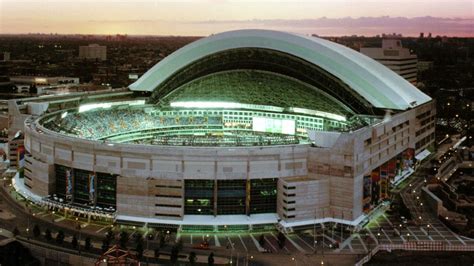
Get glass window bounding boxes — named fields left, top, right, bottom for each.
left=54, top=164, right=70, bottom=199
left=96, top=172, right=117, bottom=208
left=184, top=180, right=214, bottom=215
left=73, top=168, right=91, bottom=205
left=217, top=180, right=246, bottom=215
left=250, top=178, right=277, bottom=214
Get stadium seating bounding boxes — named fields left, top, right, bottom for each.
left=43, top=108, right=223, bottom=140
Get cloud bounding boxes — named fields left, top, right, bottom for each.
left=187, top=16, right=474, bottom=36
left=4, top=16, right=473, bottom=36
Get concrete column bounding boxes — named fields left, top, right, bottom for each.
left=213, top=179, right=218, bottom=217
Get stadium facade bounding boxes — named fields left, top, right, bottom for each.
left=18, top=30, right=435, bottom=231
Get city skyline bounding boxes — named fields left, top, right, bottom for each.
left=1, top=0, right=473, bottom=36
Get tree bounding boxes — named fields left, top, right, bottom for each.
left=170, top=244, right=179, bottom=264
left=71, top=235, right=78, bottom=249
left=159, top=233, right=166, bottom=248
left=32, top=224, right=40, bottom=238
left=119, top=231, right=129, bottom=248
left=105, top=230, right=114, bottom=242
left=56, top=230, right=65, bottom=244
left=136, top=240, right=144, bottom=259
left=277, top=232, right=286, bottom=249
left=12, top=227, right=20, bottom=237
left=44, top=229, right=52, bottom=242
left=188, top=251, right=197, bottom=265
left=208, top=252, right=214, bottom=266
left=102, top=238, right=110, bottom=252
left=134, top=233, right=142, bottom=244
left=85, top=237, right=92, bottom=250
left=175, top=238, right=183, bottom=252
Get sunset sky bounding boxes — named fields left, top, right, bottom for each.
left=1, top=0, right=473, bottom=36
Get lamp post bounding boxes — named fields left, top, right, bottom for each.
left=313, top=210, right=317, bottom=253
left=321, top=209, right=325, bottom=258
left=76, top=222, right=82, bottom=255
left=426, top=224, right=430, bottom=236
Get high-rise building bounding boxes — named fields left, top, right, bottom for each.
left=360, top=39, right=418, bottom=84
left=79, top=44, right=107, bottom=61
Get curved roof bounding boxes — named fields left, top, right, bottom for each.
left=129, top=29, right=431, bottom=110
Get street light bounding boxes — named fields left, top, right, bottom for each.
left=426, top=224, right=431, bottom=236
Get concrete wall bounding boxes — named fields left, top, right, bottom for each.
left=22, top=101, right=436, bottom=226
left=24, top=154, right=55, bottom=197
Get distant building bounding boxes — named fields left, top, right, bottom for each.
left=10, top=76, right=80, bottom=94
left=418, top=61, right=434, bottom=73
left=360, top=39, right=418, bottom=84
left=79, top=44, right=107, bottom=61
left=3, top=52, right=10, bottom=61
left=8, top=133, right=24, bottom=169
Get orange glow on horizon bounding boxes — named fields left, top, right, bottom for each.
left=0, top=0, right=473, bottom=36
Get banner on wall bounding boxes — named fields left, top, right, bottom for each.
left=363, top=174, right=372, bottom=212
left=17, top=145, right=25, bottom=178
left=66, top=169, right=73, bottom=200
left=403, top=148, right=415, bottom=170
left=388, top=159, right=397, bottom=181
left=371, top=169, right=380, bottom=204
left=89, top=174, right=95, bottom=203
left=380, top=163, right=388, bottom=199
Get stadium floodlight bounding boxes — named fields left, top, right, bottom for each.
left=78, top=103, right=112, bottom=113
left=170, top=101, right=241, bottom=109
left=78, top=100, right=145, bottom=113
left=128, top=100, right=146, bottom=106
left=289, top=107, right=346, bottom=122
left=170, top=101, right=285, bottom=112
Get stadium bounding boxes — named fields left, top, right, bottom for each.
left=20, top=30, right=435, bottom=231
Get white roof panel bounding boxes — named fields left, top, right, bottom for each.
left=130, top=29, right=431, bottom=110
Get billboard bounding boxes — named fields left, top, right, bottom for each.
left=252, top=117, right=295, bottom=135
left=363, top=174, right=371, bottom=212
